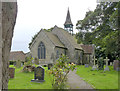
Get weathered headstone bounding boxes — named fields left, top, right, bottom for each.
left=92, top=56, right=97, bottom=70
left=48, top=64, right=53, bottom=70
left=21, top=62, right=24, bottom=67
left=31, top=66, right=45, bottom=82
left=110, top=62, right=113, bottom=66
left=9, top=68, right=15, bottom=78
left=16, top=60, right=21, bottom=68
left=113, top=60, right=120, bottom=71
left=85, top=64, right=89, bottom=68
left=98, top=57, right=104, bottom=70
left=104, top=57, right=110, bottom=71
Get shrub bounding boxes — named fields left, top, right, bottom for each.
left=23, top=57, right=35, bottom=73
left=24, top=57, right=33, bottom=66
left=49, top=54, right=76, bottom=89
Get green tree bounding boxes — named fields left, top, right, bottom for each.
left=76, top=2, right=120, bottom=60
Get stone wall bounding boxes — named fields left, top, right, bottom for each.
left=0, top=2, right=17, bottom=89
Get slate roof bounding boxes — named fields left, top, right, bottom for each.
left=43, top=30, right=65, bottom=48
left=9, top=51, right=25, bottom=61
left=80, top=45, right=94, bottom=54
left=64, top=8, right=73, bottom=25
left=52, top=26, right=82, bottom=50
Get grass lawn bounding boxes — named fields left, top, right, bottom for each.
left=76, top=65, right=118, bottom=89
left=8, top=65, right=53, bottom=89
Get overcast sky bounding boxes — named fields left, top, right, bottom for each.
left=11, top=0, right=97, bottom=53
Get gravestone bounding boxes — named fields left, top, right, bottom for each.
left=85, top=64, right=89, bottom=68
left=92, top=56, right=97, bottom=70
left=21, top=62, right=24, bottom=67
left=104, top=57, right=110, bottom=71
left=110, top=62, right=113, bottom=66
left=113, top=60, right=120, bottom=71
left=31, top=66, right=45, bottom=82
left=98, top=57, right=104, bottom=70
left=9, top=68, right=15, bottom=78
left=48, top=64, right=53, bottom=70
left=16, top=60, right=21, bottom=68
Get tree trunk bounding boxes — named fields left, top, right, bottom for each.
left=0, top=2, right=17, bottom=90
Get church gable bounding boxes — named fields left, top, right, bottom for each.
left=30, top=30, right=55, bottom=59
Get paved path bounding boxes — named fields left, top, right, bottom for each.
left=67, top=70, right=94, bottom=89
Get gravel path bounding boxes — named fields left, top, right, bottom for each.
left=67, top=70, right=94, bottom=89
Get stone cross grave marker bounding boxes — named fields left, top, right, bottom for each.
left=104, top=57, right=110, bottom=71
left=92, top=56, right=97, bottom=70
left=31, top=66, right=45, bottom=82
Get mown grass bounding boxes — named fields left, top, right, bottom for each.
left=8, top=65, right=53, bottom=89
left=76, top=65, right=118, bottom=89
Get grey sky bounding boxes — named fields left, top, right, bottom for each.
left=11, top=0, right=97, bottom=53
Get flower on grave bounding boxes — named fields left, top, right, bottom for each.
left=59, top=69, right=62, bottom=71
left=71, top=63, right=74, bottom=65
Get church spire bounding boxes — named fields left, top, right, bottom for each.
left=64, top=8, right=73, bottom=34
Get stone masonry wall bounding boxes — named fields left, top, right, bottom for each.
left=0, top=2, right=17, bottom=89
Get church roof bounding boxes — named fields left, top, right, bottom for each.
left=64, top=8, right=73, bottom=25
left=9, top=51, right=25, bottom=62
left=43, top=30, right=65, bottom=48
left=52, top=26, right=82, bottom=50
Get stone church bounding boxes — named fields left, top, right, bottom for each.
left=29, top=9, right=94, bottom=65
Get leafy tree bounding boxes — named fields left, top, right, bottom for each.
left=76, top=2, right=120, bottom=60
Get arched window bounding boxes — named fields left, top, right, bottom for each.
left=38, top=42, right=46, bottom=59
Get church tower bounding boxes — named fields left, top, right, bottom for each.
left=64, top=8, right=73, bottom=34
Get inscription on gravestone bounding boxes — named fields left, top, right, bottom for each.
left=31, top=66, right=45, bottom=82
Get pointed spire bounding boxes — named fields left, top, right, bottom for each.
left=64, top=8, right=73, bottom=25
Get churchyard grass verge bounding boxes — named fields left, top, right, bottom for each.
left=76, top=65, right=118, bottom=89
left=8, top=65, right=52, bottom=89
